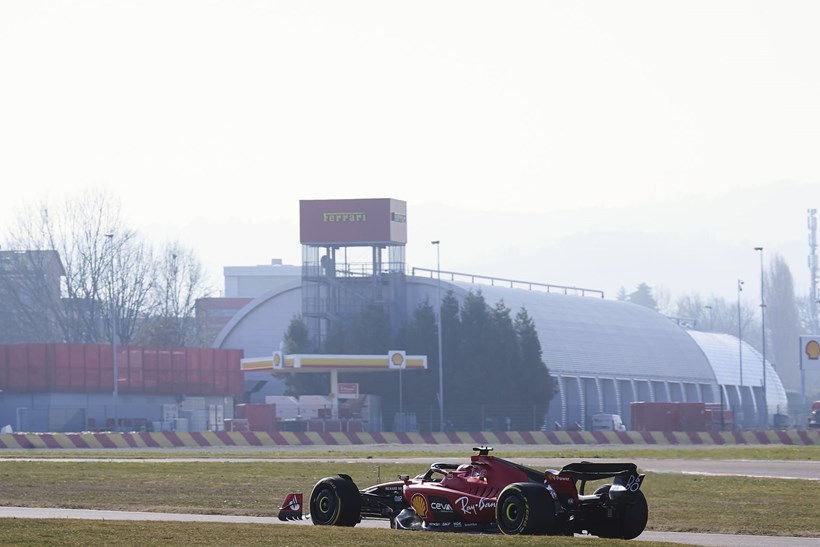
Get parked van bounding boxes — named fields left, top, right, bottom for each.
left=592, top=413, right=626, bottom=432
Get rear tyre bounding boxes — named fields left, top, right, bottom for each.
left=618, top=490, right=648, bottom=539
left=309, top=476, right=361, bottom=527
left=495, top=483, right=554, bottom=535
left=594, top=486, right=648, bottom=540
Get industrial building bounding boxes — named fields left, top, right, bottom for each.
left=214, top=198, right=788, bottom=431
left=0, top=198, right=790, bottom=433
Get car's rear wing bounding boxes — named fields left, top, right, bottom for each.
left=559, top=462, right=638, bottom=480
left=558, top=462, right=644, bottom=497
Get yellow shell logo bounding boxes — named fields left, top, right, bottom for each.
left=273, top=353, right=281, bottom=367
left=410, top=494, right=427, bottom=517
left=391, top=352, right=405, bottom=367
left=807, top=340, right=820, bottom=360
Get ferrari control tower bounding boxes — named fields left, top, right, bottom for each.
left=299, top=198, right=408, bottom=348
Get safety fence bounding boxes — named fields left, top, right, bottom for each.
left=1, top=428, right=818, bottom=450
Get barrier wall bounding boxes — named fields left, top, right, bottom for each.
left=1, top=429, right=818, bottom=449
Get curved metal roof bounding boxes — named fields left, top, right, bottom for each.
left=440, top=281, right=717, bottom=384
left=216, top=276, right=720, bottom=386
left=685, top=330, right=788, bottom=410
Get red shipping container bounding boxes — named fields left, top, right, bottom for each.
left=631, top=402, right=708, bottom=431
left=128, top=347, right=143, bottom=370
left=143, top=369, right=158, bottom=390
left=143, top=348, right=159, bottom=370
left=84, top=366, right=101, bottom=391
left=234, top=404, right=247, bottom=419
left=186, top=348, right=200, bottom=371
left=201, top=349, right=214, bottom=371
left=55, top=368, right=71, bottom=390
left=186, top=369, right=201, bottom=386
left=244, top=403, right=277, bottom=431
left=0, top=345, right=7, bottom=387
left=69, top=344, right=85, bottom=371
left=29, top=366, right=47, bottom=391
left=171, top=349, right=186, bottom=371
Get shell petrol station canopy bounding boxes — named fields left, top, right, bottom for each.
left=240, top=351, right=427, bottom=419
left=240, top=351, right=427, bottom=373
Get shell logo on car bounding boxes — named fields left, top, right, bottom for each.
left=411, top=493, right=427, bottom=517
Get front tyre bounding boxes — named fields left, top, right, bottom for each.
left=309, top=476, right=361, bottom=527
left=496, top=482, right=554, bottom=535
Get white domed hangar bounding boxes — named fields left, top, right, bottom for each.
left=211, top=198, right=787, bottom=430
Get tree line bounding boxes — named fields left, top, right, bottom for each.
left=279, top=290, right=557, bottom=431
left=0, top=189, right=213, bottom=347
left=617, top=255, right=812, bottom=394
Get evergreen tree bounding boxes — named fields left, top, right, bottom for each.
left=280, top=289, right=556, bottom=431
left=766, top=254, right=801, bottom=390
left=627, top=282, right=658, bottom=310
left=278, top=315, right=328, bottom=396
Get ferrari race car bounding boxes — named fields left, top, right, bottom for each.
left=278, top=446, right=648, bottom=539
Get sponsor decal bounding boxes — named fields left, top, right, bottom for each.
left=281, top=493, right=301, bottom=512
left=323, top=212, right=367, bottom=223
left=429, top=496, right=454, bottom=514
left=547, top=474, right=571, bottom=482
left=391, top=212, right=407, bottom=223
left=410, top=493, right=427, bottom=518
left=625, top=475, right=643, bottom=492
left=454, top=496, right=496, bottom=516
left=394, top=495, right=404, bottom=502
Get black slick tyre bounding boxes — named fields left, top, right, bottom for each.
left=309, top=476, right=361, bottom=527
left=495, top=482, right=553, bottom=535
left=593, top=485, right=648, bottom=540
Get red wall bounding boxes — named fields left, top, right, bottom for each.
left=0, top=344, right=244, bottom=395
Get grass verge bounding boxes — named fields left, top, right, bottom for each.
left=0, top=460, right=818, bottom=537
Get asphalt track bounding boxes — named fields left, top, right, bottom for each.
left=3, top=455, right=818, bottom=481
left=2, top=451, right=818, bottom=546
left=0, top=506, right=818, bottom=547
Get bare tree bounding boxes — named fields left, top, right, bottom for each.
left=105, top=230, right=154, bottom=345
left=5, top=190, right=119, bottom=342
left=3, top=188, right=153, bottom=344
left=134, top=241, right=213, bottom=347
left=674, top=293, right=760, bottom=347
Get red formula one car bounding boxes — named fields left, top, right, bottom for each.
left=278, top=446, right=648, bottom=539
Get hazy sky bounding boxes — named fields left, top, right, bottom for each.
left=2, top=1, right=819, bottom=306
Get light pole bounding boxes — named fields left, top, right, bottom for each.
left=755, top=246, right=767, bottom=427
left=737, top=279, right=744, bottom=388
left=704, top=305, right=713, bottom=331
left=431, top=240, right=444, bottom=432
left=105, top=233, right=119, bottom=433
